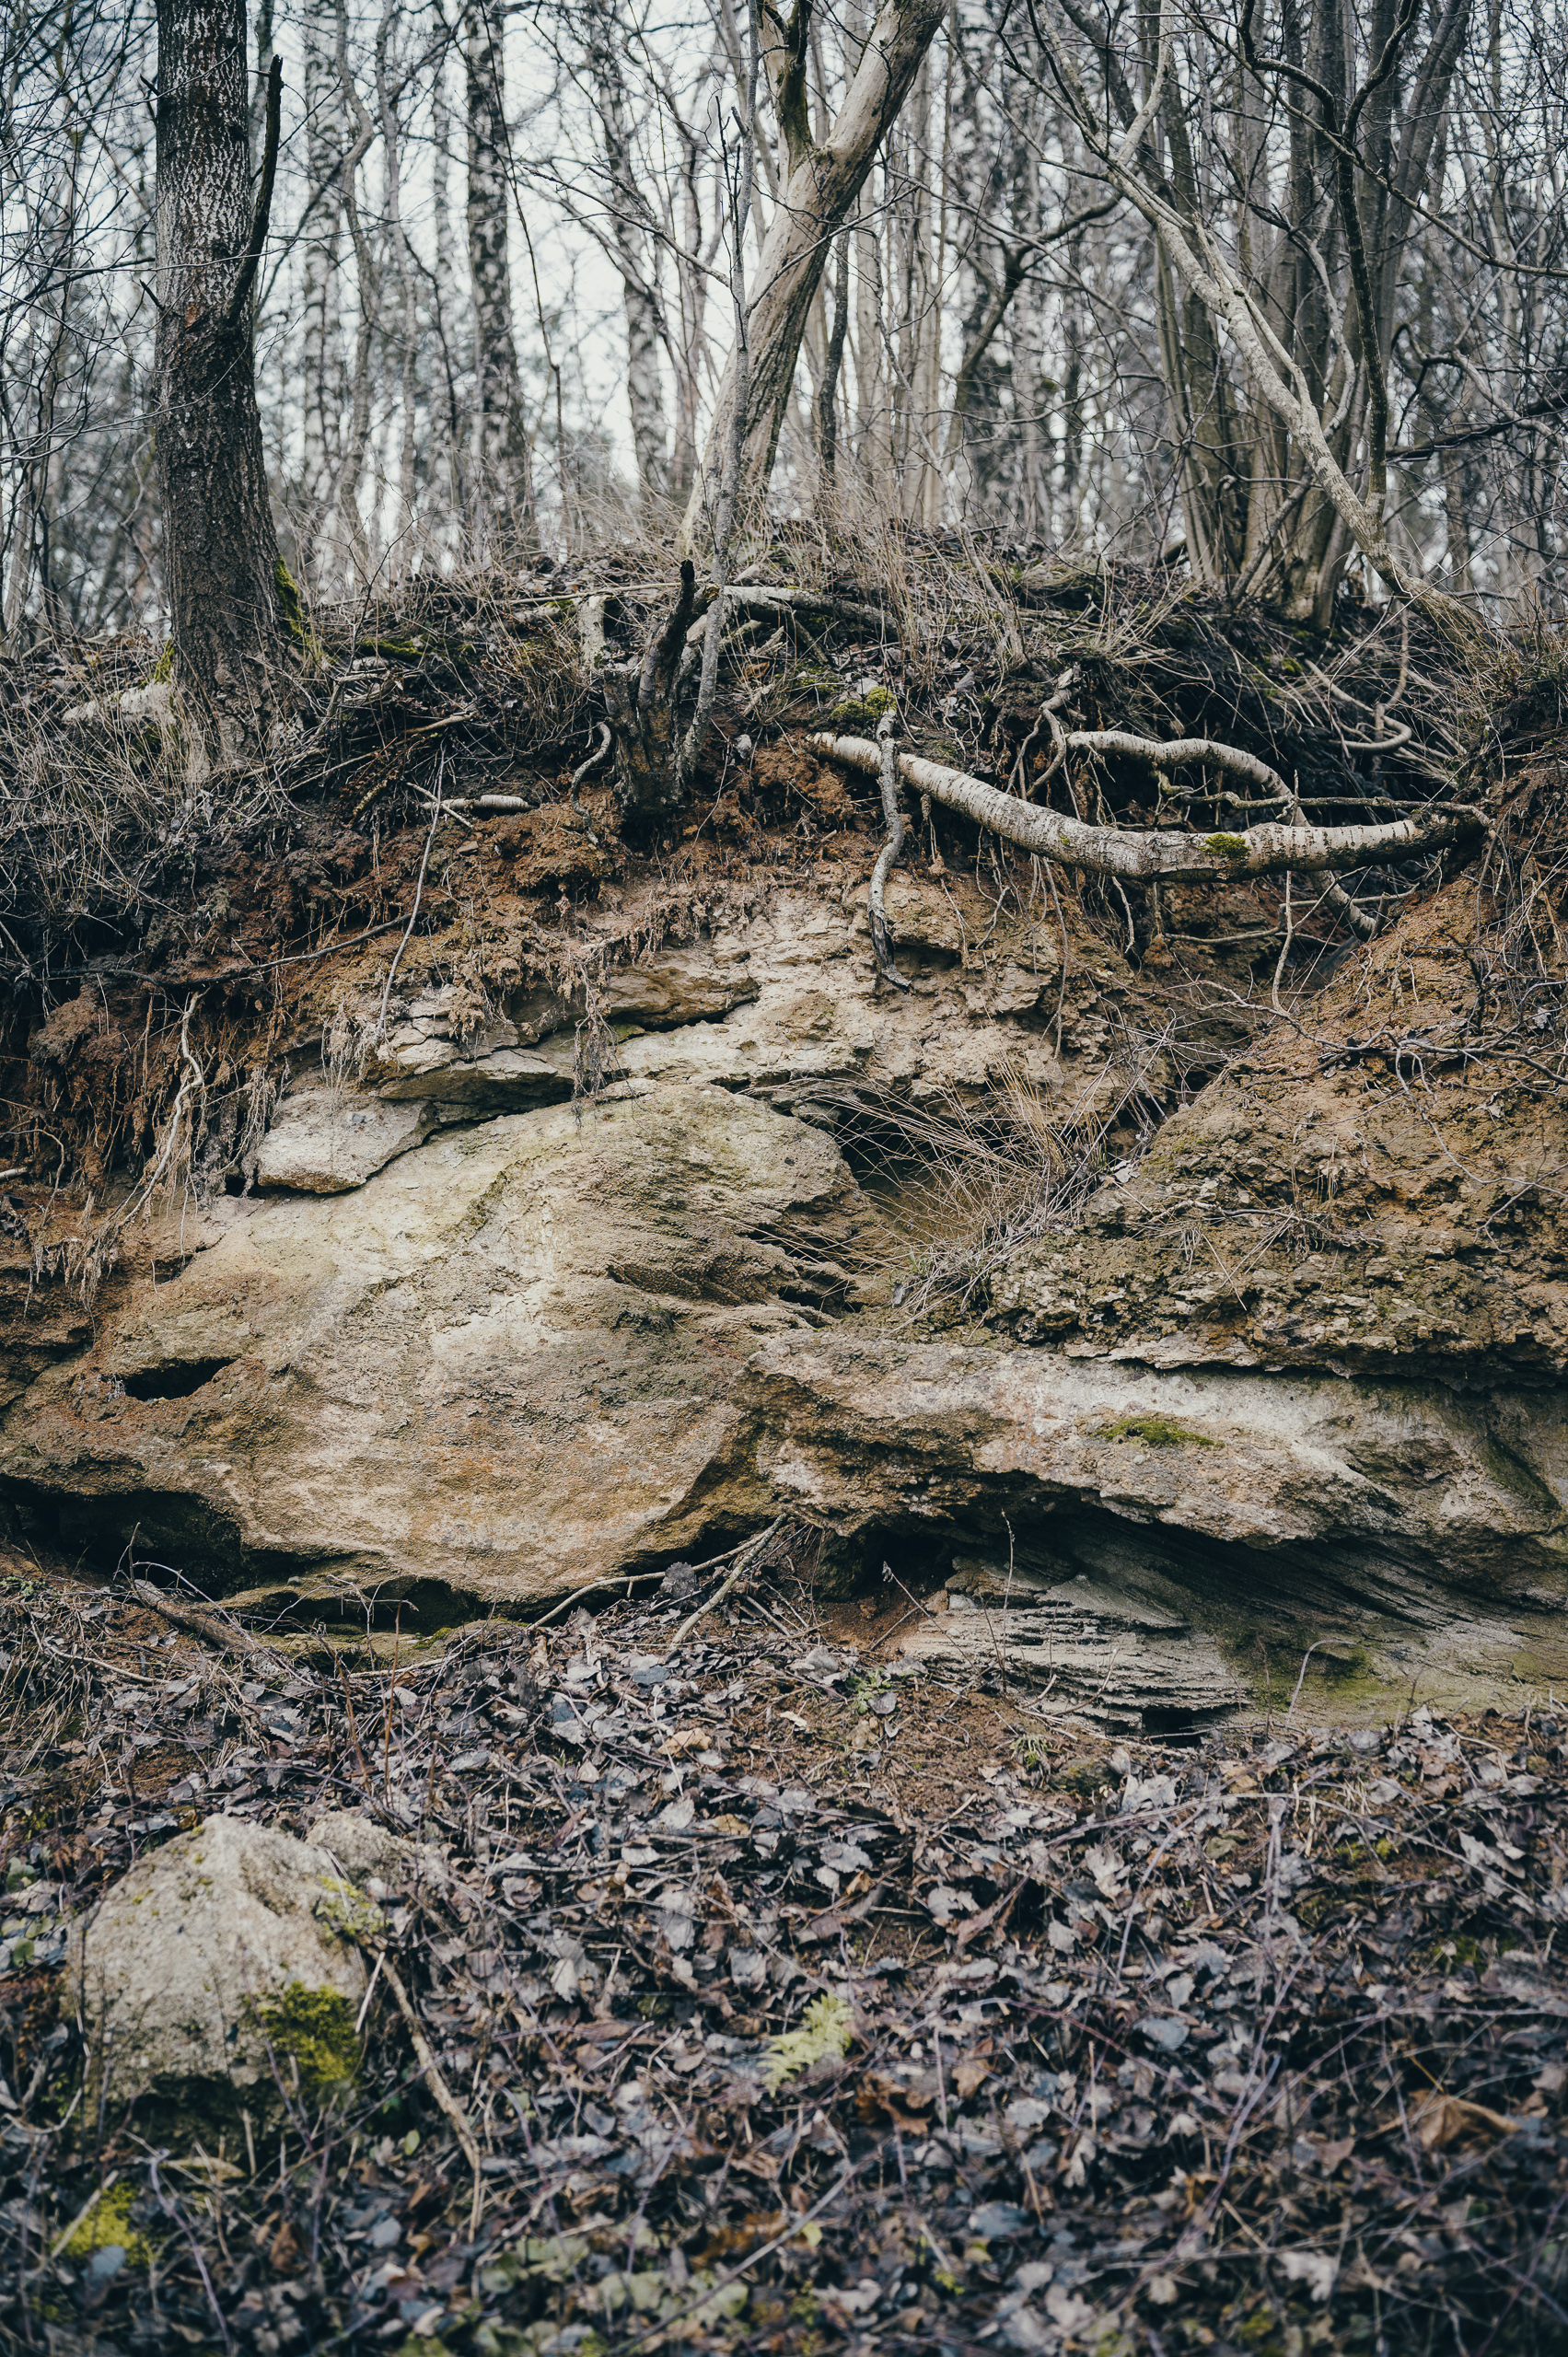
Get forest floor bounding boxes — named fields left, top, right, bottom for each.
left=0, top=1553, right=1563, bottom=2357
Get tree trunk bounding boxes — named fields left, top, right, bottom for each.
left=297, top=0, right=343, bottom=566
left=465, top=0, right=534, bottom=556
left=585, top=0, right=670, bottom=511
left=681, top=0, right=946, bottom=556
left=816, top=227, right=851, bottom=489
left=153, top=0, right=288, bottom=770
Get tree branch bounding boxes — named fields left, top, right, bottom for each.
left=809, top=733, right=1488, bottom=883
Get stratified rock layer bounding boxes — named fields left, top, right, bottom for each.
left=6, top=868, right=1567, bottom=1726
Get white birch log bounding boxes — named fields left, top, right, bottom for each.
left=808, top=732, right=1487, bottom=881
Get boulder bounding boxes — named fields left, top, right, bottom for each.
left=70, top=1816, right=375, bottom=2131
left=306, top=1809, right=445, bottom=1891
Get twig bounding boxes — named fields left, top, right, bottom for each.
left=379, top=1954, right=484, bottom=2239
left=129, top=1579, right=279, bottom=1666
left=1286, top=1642, right=1326, bottom=1719
left=526, top=1569, right=668, bottom=1631
left=666, top=1517, right=784, bottom=1654
left=148, top=2156, right=234, bottom=2355
left=375, top=748, right=443, bottom=1040
left=610, top=2138, right=894, bottom=2355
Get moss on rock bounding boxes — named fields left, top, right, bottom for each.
left=58, top=2181, right=156, bottom=2269
left=1100, top=1414, right=1219, bottom=1447
left=250, top=1981, right=360, bottom=2096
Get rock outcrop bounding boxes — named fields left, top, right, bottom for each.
left=6, top=858, right=1567, bottom=1728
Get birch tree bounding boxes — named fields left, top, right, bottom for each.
left=583, top=0, right=671, bottom=509
left=466, top=0, right=534, bottom=552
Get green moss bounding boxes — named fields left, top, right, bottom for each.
left=1203, top=832, right=1250, bottom=863
left=1099, top=1414, right=1219, bottom=1448
left=59, top=2181, right=155, bottom=2269
left=315, top=1874, right=385, bottom=1943
left=249, top=1981, right=360, bottom=2096
left=274, top=560, right=324, bottom=668
left=1319, top=1643, right=1369, bottom=1683
left=147, top=641, right=173, bottom=685
left=828, top=686, right=896, bottom=729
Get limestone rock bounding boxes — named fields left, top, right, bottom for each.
left=376, top=1041, right=575, bottom=1110
left=70, top=1816, right=372, bottom=2128
left=747, top=1331, right=1568, bottom=1722
left=899, top=1573, right=1236, bottom=1735
left=8, top=862, right=1568, bottom=1726
left=307, top=1810, right=445, bottom=1889
left=5, top=1084, right=871, bottom=1607
left=256, top=1089, right=435, bottom=1192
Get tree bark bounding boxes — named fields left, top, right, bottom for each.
left=681, top=0, right=946, bottom=555
left=465, top=0, right=534, bottom=555
left=153, top=0, right=289, bottom=771
left=816, top=226, right=851, bottom=488
left=297, top=0, right=344, bottom=564
left=585, top=0, right=670, bottom=510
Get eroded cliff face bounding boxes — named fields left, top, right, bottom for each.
left=4, top=839, right=1565, bottom=1732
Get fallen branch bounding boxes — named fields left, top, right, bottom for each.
left=811, top=732, right=1488, bottom=882
left=665, top=1516, right=784, bottom=1654
left=130, top=1579, right=282, bottom=1665
left=379, top=1953, right=484, bottom=2239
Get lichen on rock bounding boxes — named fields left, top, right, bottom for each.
left=68, top=1815, right=375, bottom=2138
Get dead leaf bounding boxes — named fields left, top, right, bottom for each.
left=268, top=2219, right=301, bottom=2272
left=1412, top=2092, right=1519, bottom=2151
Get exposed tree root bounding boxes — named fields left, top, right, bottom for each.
left=811, top=730, right=1489, bottom=881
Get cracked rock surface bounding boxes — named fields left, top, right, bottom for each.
left=3, top=863, right=1565, bottom=1727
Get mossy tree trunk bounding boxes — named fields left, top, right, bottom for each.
left=154, top=0, right=291, bottom=773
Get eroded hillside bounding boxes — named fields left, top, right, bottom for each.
left=2, top=552, right=1565, bottom=1732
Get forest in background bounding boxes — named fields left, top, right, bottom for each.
left=2, top=0, right=1566, bottom=648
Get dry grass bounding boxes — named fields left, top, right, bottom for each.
left=796, top=1008, right=1198, bottom=1321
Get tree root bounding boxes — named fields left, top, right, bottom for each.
left=868, top=714, right=911, bottom=992
left=811, top=731, right=1488, bottom=882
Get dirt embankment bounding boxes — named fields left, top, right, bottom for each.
left=0, top=562, right=1565, bottom=1730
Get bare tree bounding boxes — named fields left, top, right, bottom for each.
left=1021, top=0, right=1482, bottom=630
left=681, top=0, right=947, bottom=553
left=153, top=0, right=289, bottom=765
left=583, top=0, right=672, bottom=509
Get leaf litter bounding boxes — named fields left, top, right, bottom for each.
left=0, top=1548, right=1562, bottom=2357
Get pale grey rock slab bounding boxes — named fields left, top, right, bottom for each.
left=375, top=1042, right=574, bottom=1109
left=256, top=1090, right=433, bottom=1192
